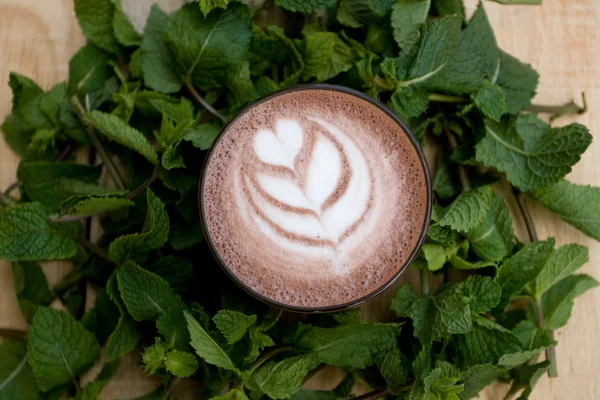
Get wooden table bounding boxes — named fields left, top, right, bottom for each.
left=1, top=1, right=599, bottom=399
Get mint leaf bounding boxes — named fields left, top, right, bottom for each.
left=472, top=81, right=506, bottom=122
left=13, top=262, right=52, bottom=321
left=142, top=338, right=169, bottom=375
left=8, top=73, right=51, bottom=131
left=210, top=389, right=249, bottom=400
left=105, top=273, right=141, bottom=361
left=476, top=115, right=592, bottom=191
left=391, top=285, right=435, bottom=343
left=0, top=338, right=38, bottom=400
left=246, top=330, right=276, bottom=364
left=249, top=354, right=318, bottom=399
left=336, top=0, right=396, bottom=27
left=494, top=239, right=555, bottom=311
left=541, top=274, right=599, bottom=330
left=422, top=361, right=463, bottom=399
left=430, top=3, right=497, bottom=95
left=165, top=350, right=199, bottom=377
left=390, top=0, right=429, bottom=51
left=150, top=97, right=195, bottom=123
left=27, top=307, right=100, bottom=392
left=39, top=82, right=68, bottom=127
left=438, top=186, right=493, bottom=233
left=377, top=343, right=409, bottom=386
left=498, top=329, right=555, bottom=368
left=168, top=224, right=204, bottom=250
left=460, top=275, right=501, bottom=315
left=433, top=155, right=459, bottom=200
left=421, top=243, right=457, bottom=271
left=157, top=306, right=191, bottom=351
left=213, top=310, right=257, bottom=345
left=112, top=0, right=141, bottom=46
left=454, top=321, right=522, bottom=367
left=164, top=3, right=252, bottom=91
left=184, top=310, right=238, bottom=372
left=533, top=244, right=588, bottom=297
left=275, top=0, right=337, bottom=13
left=432, top=285, right=472, bottom=340
left=74, top=0, right=121, bottom=54
left=389, top=86, right=429, bottom=118
left=513, top=361, right=550, bottom=400
left=116, top=262, right=184, bottom=321
left=140, top=5, right=181, bottom=94
left=1, top=114, right=32, bottom=158
left=296, top=323, right=399, bottom=368
left=85, top=111, right=159, bottom=166
left=59, top=195, right=133, bottom=217
left=147, top=256, right=194, bottom=290
left=459, top=364, right=500, bottom=400
left=68, top=44, right=113, bottom=95
left=496, top=50, right=539, bottom=114
left=183, top=124, right=221, bottom=150
left=199, top=0, right=230, bottom=16
left=530, top=180, right=600, bottom=241
left=108, top=189, right=169, bottom=265
left=402, top=15, right=462, bottom=88
left=302, top=32, right=354, bottom=82
left=466, top=193, right=514, bottom=261
left=432, top=0, right=464, bottom=17
left=17, top=161, right=101, bottom=209
left=0, top=203, right=80, bottom=261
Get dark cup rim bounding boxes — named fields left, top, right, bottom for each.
left=198, top=83, right=432, bottom=313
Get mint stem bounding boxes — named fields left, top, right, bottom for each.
left=444, top=126, right=472, bottom=192
left=3, top=181, right=20, bottom=199
left=429, top=93, right=468, bottom=103
left=126, top=168, right=160, bottom=199
left=184, top=80, right=227, bottom=123
left=527, top=92, right=587, bottom=121
left=71, top=95, right=127, bottom=191
left=162, top=377, right=181, bottom=400
left=0, top=328, right=27, bottom=340
left=372, top=76, right=395, bottom=91
left=56, top=141, right=76, bottom=162
left=248, top=346, right=292, bottom=374
left=513, top=190, right=558, bottom=378
left=502, top=381, right=521, bottom=400
left=72, top=235, right=112, bottom=264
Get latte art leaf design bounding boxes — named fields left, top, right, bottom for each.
left=244, top=118, right=372, bottom=248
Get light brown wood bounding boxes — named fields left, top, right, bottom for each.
left=1, top=0, right=599, bottom=399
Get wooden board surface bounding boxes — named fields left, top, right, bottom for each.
left=1, top=0, right=599, bottom=399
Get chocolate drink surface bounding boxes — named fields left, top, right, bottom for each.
left=201, top=86, right=430, bottom=310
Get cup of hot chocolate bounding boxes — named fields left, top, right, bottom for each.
left=199, top=84, right=431, bottom=312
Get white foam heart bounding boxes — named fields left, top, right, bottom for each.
left=253, top=119, right=303, bottom=169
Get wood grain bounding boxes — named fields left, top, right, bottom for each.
left=0, top=0, right=599, bottom=399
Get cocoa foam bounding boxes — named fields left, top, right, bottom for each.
left=202, top=88, right=429, bottom=309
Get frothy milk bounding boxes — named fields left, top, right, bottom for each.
left=202, top=88, right=429, bottom=309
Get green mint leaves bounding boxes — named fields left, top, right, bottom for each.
left=108, top=189, right=169, bottom=264
left=0, top=203, right=80, bottom=261
left=27, top=307, right=100, bottom=392
left=0, top=1, right=598, bottom=399
left=476, top=115, right=592, bottom=191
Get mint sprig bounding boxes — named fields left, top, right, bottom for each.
left=0, top=0, right=598, bottom=399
